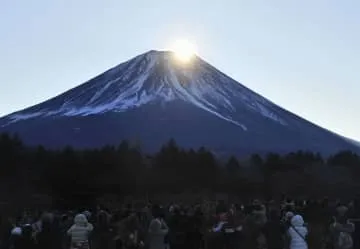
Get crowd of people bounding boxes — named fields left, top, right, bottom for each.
left=0, top=198, right=359, bottom=249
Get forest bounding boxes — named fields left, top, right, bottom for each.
left=1, top=133, right=360, bottom=208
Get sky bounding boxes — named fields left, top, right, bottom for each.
left=1, top=0, right=359, bottom=141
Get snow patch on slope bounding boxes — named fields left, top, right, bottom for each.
left=167, top=66, right=248, bottom=130
left=7, top=112, right=44, bottom=123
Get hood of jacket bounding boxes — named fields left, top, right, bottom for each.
left=74, top=214, right=89, bottom=226
left=291, top=215, right=305, bottom=227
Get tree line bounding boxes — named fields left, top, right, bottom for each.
left=1, top=133, right=360, bottom=207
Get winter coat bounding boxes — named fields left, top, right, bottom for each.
left=67, top=214, right=93, bottom=249
left=288, top=215, right=308, bottom=249
left=167, top=213, right=186, bottom=249
left=330, top=220, right=355, bottom=249
left=147, top=218, right=168, bottom=249
left=263, top=219, right=285, bottom=249
left=13, top=237, right=36, bottom=249
left=37, top=225, right=62, bottom=249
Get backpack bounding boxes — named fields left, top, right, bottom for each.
left=338, top=232, right=353, bottom=249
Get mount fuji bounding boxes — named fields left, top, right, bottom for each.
left=0, top=50, right=359, bottom=156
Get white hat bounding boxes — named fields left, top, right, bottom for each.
left=11, top=227, right=22, bottom=236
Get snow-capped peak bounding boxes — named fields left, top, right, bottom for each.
left=3, top=50, right=288, bottom=129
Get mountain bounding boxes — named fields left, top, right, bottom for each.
left=346, top=138, right=360, bottom=148
left=0, top=50, right=359, bottom=156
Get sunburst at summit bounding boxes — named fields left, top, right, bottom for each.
left=170, top=39, right=197, bottom=63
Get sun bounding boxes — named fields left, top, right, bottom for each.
left=171, top=39, right=197, bottom=63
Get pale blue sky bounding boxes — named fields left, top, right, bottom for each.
left=1, top=0, right=359, bottom=140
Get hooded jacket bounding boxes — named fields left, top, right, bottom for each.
left=148, top=218, right=169, bottom=249
left=288, top=215, right=308, bottom=249
left=67, top=214, right=94, bottom=244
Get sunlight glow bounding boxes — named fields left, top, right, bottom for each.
left=171, top=39, right=197, bottom=63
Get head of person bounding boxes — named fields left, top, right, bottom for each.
left=284, top=211, right=295, bottom=223
left=41, top=212, right=54, bottom=229
left=83, top=211, right=92, bottom=220
left=97, top=211, right=109, bottom=227
left=228, top=207, right=235, bottom=217
left=74, top=213, right=89, bottom=227
left=22, top=224, right=33, bottom=239
left=187, top=207, right=195, bottom=217
left=15, top=216, right=23, bottom=227
left=171, top=205, right=181, bottom=215
left=218, top=212, right=228, bottom=222
left=336, top=205, right=349, bottom=224
left=194, top=206, right=203, bottom=216
left=152, top=205, right=162, bottom=219
left=291, top=215, right=305, bottom=227
left=62, top=214, right=69, bottom=223
left=11, top=227, right=22, bottom=237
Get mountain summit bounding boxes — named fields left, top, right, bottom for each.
left=0, top=50, right=358, bottom=155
